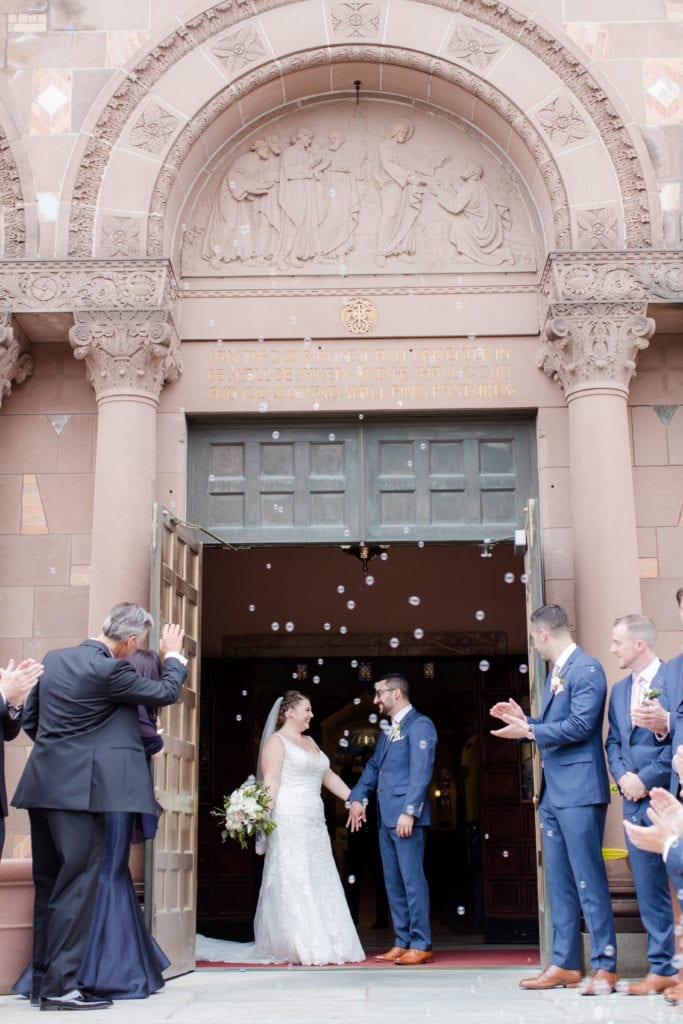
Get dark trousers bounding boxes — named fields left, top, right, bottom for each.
left=29, top=808, right=106, bottom=998
left=0, top=816, right=5, bottom=859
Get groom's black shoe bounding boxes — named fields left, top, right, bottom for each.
left=40, top=990, right=113, bottom=1011
left=375, top=946, right=409, bottom=962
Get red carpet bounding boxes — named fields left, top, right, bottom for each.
left=197, top=948, right=540, bottom=969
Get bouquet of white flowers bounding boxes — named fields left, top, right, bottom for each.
left=212, top=775, right=276, bottom=850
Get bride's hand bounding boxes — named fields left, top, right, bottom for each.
left=346, top=800, right=366, bottom=832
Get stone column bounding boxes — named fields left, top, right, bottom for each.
left=69, top=309, right=181, bottom=633
left=0, top=310, right=34, bottom=407
left=538, top=300, right=654, bottom=846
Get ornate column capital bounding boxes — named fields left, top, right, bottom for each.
left=537, top=301, right=655, bottom=398
left=68, top=308, right=182, bottom=401
left=0, top=310, right=34, bottom=408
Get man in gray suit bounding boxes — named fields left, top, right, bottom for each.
left=13, top=602, right=188, bottom=1011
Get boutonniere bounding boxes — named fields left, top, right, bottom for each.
left=390, top=721, right=402, bottom=741
left=551, top=675, right=566, bottom=695
left=642, top=688, right=661, bottom=700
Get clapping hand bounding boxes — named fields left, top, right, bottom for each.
left=630, top=698, right=668, bottom=734
left=490, top=698, right=528, bottom=739
left=0, top=659, right=43, bottom=707
left=624, top=787, right=683, bottom=855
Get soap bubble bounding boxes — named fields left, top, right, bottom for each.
left=358, top=413, right=364, bottom=420
left=520, top=573, right=529, bottom=584
left=235, top=714, right=242, bottom=722
left=519, top=663, right=528, bottom=674
left=328, top=433, right=336, bottom=441
left=313, top=675, right=320, bottom=684
left=347, top=874, right=355, bottom=884
left=504, top=572, right=515, bottom=584
left=271, top=622, right=280, bottom=631
left=419, top=739, right=427, bottom=749
left=417, top=540, right=425, bottom=548
left=242, top=690, right=247, bottom=696
left=475, top=610, right=485, bottom=621
left=353, top=697, right=361, bottom=705
left=337, top=585, right=345, bottom=594
left=389, top=637, right=400, bottom=649
left=248, top=604, right=255, bottom=612
left=285, top=621, right=295, bottom=632
left=272, top=430, right=280, bottom=440
left=457, top=906, right=465, bottom=916
left=258, top=401, right=268, bottom=413
left=340, top=626, right=348, bottom=634
left=346, top=600, right=355, bottom=610
left=365, top=575, right=375, bottom=586
left=265, top=562, right=272, bottom=570
left=323, top=622, right=331, bottom=631
left=318, top=658, right=324, bottom=665
left=380, top=552, right=388, bottom=561
left=479, top=660, right=490, bottom=672
left=368, top=713, right=378, bottom=724
left=501, top=850, right=509, bottom=859
left=339, top=737, right=348, bottom=748
left=413, top=628, right=424, bottom=640
left=350, top=659, right=358, bottom=667
left=408, top=595, right=421, bottom=606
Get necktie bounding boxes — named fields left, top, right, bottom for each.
left=634, top=673, right=647, bottom=704
left=550, top=664, right=561, bottom=693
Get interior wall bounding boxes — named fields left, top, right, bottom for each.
left=201, top=542, right=528, bottom=657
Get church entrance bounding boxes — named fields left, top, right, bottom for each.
left=196, top=541, right=537, bottom=948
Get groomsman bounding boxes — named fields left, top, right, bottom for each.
left=605, top=614, right=675, bottom=994
left=491, top=603, right=617, bottom=993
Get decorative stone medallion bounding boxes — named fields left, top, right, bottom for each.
left=340, top=297, right=378, bottom=334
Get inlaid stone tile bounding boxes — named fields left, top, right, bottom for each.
left=21, top=473, right=47, bottom=534
left=105, top=29, right=150, bottom=67
left=644, top=60, right=682, bottom=122
left=563, top=22, right=609, bottom=60
left=30, top=68, right=71, bottom=135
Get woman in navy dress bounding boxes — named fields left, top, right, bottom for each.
left=15, top=649, right=169, bottom=1000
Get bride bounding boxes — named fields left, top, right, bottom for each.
left=197, top=691, right=365, bottom=965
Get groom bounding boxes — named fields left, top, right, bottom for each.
left=347, top=674, right=437, bottom=964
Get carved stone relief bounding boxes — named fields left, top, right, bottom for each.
left=128, top=102, right=180, bottom=154
left=101, top=216, right=143, bottom=258
left=0, top=261, right=177, bottom=313
left=446, top=21, right=502, bottom=69
left=536, top=95, right=590, bottom=148
left=69, top=309, right=182, bottom=400
left=575, top=208, right=619, bottom=251
left=211, top=25, right=268, bottom=73
left=541, top=253, right=683, bottom=305
left=330, top=2, right=381, bottom=37
left=0, top=136, right=26, bottom=257
left=0, top=311, right=33, bottom=407
left=182, top=104, right=538, bottom=277
left=65, top=0, right=657, bottom=258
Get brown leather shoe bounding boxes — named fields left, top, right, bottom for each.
left=580, top=969, right=619, bottom=995
left=664, top=981, right=683, bottom=1005
left=374, top=946, right=409, bottom=962
left=626, top=973, right=677, bottom=995
left=519, top=965, right=581, bottom=990
left=395, top=949, right=434, bottom=965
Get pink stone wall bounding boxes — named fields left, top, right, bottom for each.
left=0, top=341, right=96, bottom=855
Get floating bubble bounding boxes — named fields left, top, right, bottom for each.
left=340, top=625, right=348, bottom=634
left=345, top=800, right=351, bottom=809
left=380, top=720, right=391, bottom=732
left=520, top=573, right=529, bottom=584
left=402, top=526, right=410, bottom=534
left=353, top=697, right=361, bottom=705
left=407, top=460, right=413, bottom=468
left=501, top=850, right=509, bottom=859
left=417, top=540, right=425, bottom=548
left=413, top=628, right=424, bottom=640
left=271, top=622, right=280, bottom=631
left=579, top=880, right=587, bottom=889
left=519, top=663, right=528, bottom=674
left=368, top=713, right=378, bottom=724
left=467, top=331, right=476, bottom=341
left=289, top=315, right=297, bottom=325
left=358, top=413, right=364, bottom=420
left=303, top=336, right=312, bottom=348
left=323, top=622, right=331, bottom=631
left=343, top=528, right=350, bottom=537
left=350, top=659, right=358, bottom=667
left=365, top=575, right=375, bottom=586
left=242, top=690, right=248, bottom=696
left=257, top=335, right=265, bottom=343
left=208, top=474, right=215, bottom=482
left=313, top=675, right=320, bottom=684
left=406, top=804, right=415, bottom=815
left=343, top=729, right=349, bottom=737
left=380, top=552, right=388, bottom=561
left=318, top=658, right=324, bottom=665
left=362, top=798, right=368, bottom=807
left=419, top=739, right=427, bottom=749
left=419, top=442, right=427, bottom=450
left=475, top=610, right=485, bottom=621
left=347, top=875, right=355, bottom=884
left=272, top=430, right=280, bottom=440
left=50, top=566, right=57, bottom=575
left=328, top=433, right=336, bottom=442
left=285, top=621, right=295, bottom=632
left=312, top=402, right=320, bottom=411
left=337, top=585, right=345, bottom=594
left=346, top=600, right=355, bottom=610
left=504, top=572, right=515, bottom=584
left=457, top=906, right=465, bottom=916
left=258, top=401, right=268, bottom=413
left=545, top=829, right=554, bottom=838
left=266, top=562, right=272, bottom=570
left=478, top=660, right=490, bottom=672
left=603, top=944, right=615, bottom=958
left=339, top=737, right=348, bottom=747
left=235, top=714, right=242, bottom=722
left=389, top=637, right=400, bottom=649
left=408, top=595, right=420, bottom=606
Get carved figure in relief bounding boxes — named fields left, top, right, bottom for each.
left=277, top=127, right=329, bottom=266
left=202, top=139, right=277, bottom=264
left=431, top=163, right=513, bottom=266
left=374, top=119, right=450, bottom=266
left=251, top=135, right=285, bottom=261
left=318, top=130, right=365, bottom=258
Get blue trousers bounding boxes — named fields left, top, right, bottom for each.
left=379, top=823, right=431, bottom=950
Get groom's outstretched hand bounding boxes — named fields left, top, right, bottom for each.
left=346, top=800, right=366, bottom=832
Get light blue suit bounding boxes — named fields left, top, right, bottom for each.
left=606, top=663, right=674, bottom=975
left=529, top=647, right=617, bottom=972
left=349, top=708, right=437, bottom=950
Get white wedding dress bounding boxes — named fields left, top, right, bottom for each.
left=196, top=733, right=365, bottom=966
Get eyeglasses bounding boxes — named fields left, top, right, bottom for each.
left=374, top=688, right=393, bottom=697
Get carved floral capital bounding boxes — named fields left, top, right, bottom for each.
left=0, top=310, right=34, bottom=408
left=68, top=309, right=182, bottom=401
left=537, top=301, right=655, bottom=397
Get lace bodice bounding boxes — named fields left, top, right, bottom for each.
left=272, top=734, right=329, bottom=823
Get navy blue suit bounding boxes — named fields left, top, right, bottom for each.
left=349, top=708, right=437, bottom=950
left=661, top=654, right=683, bottom=793
left=606, top=663, right=674, bottom=975
left=529, top=647, right=616, bottom=971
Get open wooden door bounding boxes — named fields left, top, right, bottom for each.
left=523, top=497, right=552, bottom=964
left=148, top=503, right=202, bottom=975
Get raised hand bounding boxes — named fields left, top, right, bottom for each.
left=160, top=623, right=185, bottom=656
left=0, top=658, right=44, bottom=706
left=490, top=697, right=525, bottom=723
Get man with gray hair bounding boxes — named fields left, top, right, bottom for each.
left=605, top=614, right=675, bottom=995
left=13, top=602, right=187, bottom=1011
